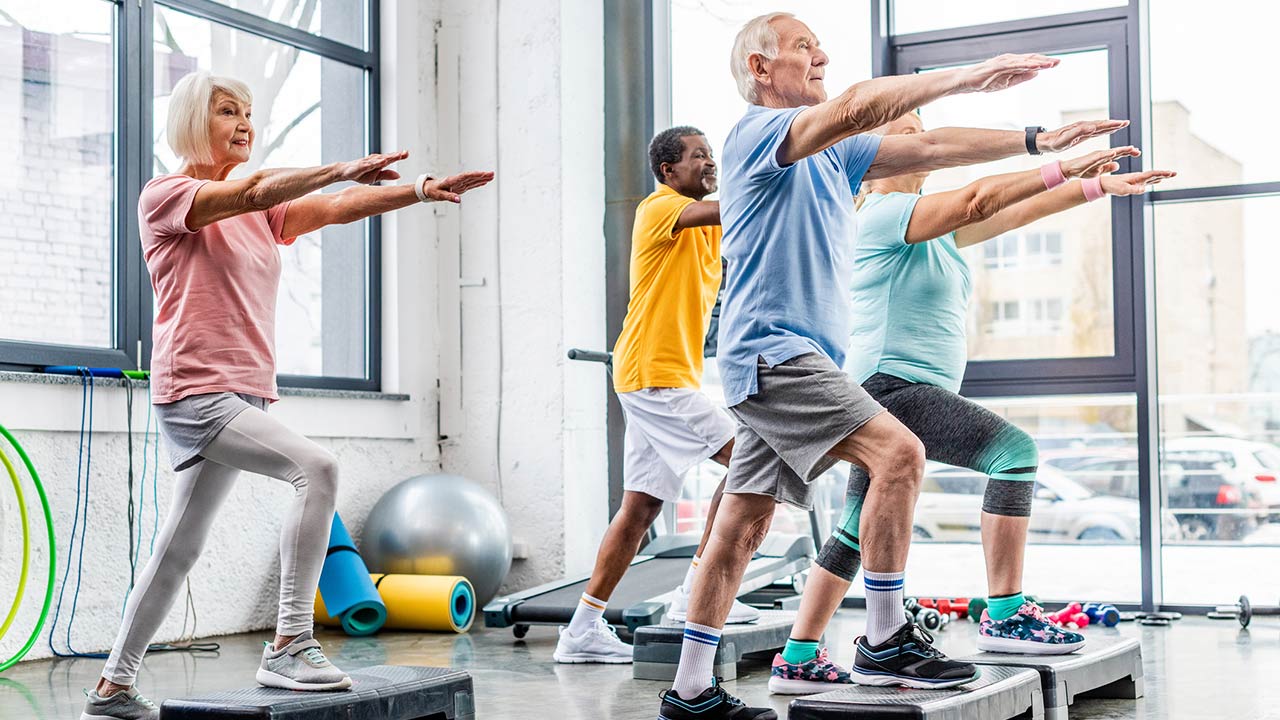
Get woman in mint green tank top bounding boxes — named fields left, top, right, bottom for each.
left=815, top=111, right=1175, bottom=654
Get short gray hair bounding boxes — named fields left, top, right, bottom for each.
left=730, top=12, right=792, bottom=104
left=167, top=71, right=253, bottom=164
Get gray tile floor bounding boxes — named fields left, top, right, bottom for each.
left=2, top=611, right=1276, bottom=719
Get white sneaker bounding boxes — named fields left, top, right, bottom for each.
left=667, top=583, right=761, bottom=624
left=553, top=618, right=633, bottom=664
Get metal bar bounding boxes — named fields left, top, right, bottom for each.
left=870, top=0, right=891, bottom=78
left=0, top=342, right=135, bottom=371
left=158, top=0, right=375, bottom=67
left=278, top=374, right=379, bottom=392
left=887, top=5, right=1130, bottom=48
left=1131, top=0, right=1162, bottom=613
left=1149, top=181, right=1280, bottom=204
left=365, top=0, right=382, bottom=390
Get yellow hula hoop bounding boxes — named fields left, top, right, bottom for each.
left=0, top=443, right=30, bottom=641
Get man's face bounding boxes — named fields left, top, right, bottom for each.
left=756, top=17, right=829, bottom=107
left=663, top=134, right=718, bottom=199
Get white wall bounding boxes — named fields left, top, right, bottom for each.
left=433, top=0, right=608, bottom=589
left=0, top=0, right=607, bottom=664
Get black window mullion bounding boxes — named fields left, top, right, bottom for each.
left=158, top=0, right=374, bottom=68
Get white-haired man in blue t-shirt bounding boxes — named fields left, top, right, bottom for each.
left=657, top=12, right=1130, bottom=720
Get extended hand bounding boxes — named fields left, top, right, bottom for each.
left=337, top=151, right=408, bottom=185
left=1062, top=146, right=1140, bottom=178
left=959, top=53, right=1059, bottom=93
left=421, top=170, right=496, bottom=203
left=1100, top=169, right=1177, bottom=196
left=1038, top=120, right=1129, bottom=153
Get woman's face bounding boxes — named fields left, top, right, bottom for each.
left=208, top=92, right=253, bottom=166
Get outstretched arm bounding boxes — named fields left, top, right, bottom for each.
left=185, top=151, right=408, bottom=230
left=865, top=119, right=1129, bottom=180
left=779, top=53, right=1058, bottom=166
left=953, top=168, right=1175, bottom=247
left=281, top=170, right=495, bottom=238
left=901, top=146, right=1139, bottom=244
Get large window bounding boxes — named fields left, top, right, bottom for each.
left=0, top=0, right=380, bottom=389
left=0, top=3, right=116, bottom=351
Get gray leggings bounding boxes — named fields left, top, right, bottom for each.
left=101, top=407, right=339, bottom=684
left=816, top=372, right=1038, bottom=581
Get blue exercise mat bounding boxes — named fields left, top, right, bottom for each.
left=316, top=513, right=387, bottom=636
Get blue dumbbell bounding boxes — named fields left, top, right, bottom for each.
left=1083, top=603, right=1120, bottom=627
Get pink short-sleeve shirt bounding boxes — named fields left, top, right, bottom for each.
left=138, top=174, right=296, bottom=404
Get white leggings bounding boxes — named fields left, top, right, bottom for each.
left=101, top=406, right=339, bottom=684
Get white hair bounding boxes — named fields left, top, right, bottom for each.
left=167, top=71, right=253, bottom=165
left=730, top=12, right=792, bottom=104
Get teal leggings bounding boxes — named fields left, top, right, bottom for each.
left=816, top=372, right=1038, bottom=581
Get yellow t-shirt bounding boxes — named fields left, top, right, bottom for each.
left=612, top=183, right=722, bottom=393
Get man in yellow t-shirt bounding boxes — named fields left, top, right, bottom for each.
left=555, top=127, right=759, bottom=665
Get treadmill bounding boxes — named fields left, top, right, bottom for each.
left=482, top=530, right=815, bottom=637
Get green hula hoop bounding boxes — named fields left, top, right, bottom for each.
left=0, top=444, right=29, bottom=641
left=0, top=423, right=56, bottom=673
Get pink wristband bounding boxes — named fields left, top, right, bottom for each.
left=1040, top=161, right=1067, bottom=190
left=1081, top=176, right=1106, bottom=202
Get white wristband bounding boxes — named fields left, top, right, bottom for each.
left=414, top=173, right=434, bottom=203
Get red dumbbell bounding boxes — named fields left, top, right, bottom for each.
left=918, top=598, right=937, bottom=609
left=937, top=598, right=970, bottom=620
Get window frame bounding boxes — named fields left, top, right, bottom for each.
left=0, top=0, right=383, bottom=392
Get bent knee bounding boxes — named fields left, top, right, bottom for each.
left=296, top=447, right=340, bottom=496
left=871, top=433, right=925, bottom=486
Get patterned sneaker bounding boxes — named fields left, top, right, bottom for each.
left=554, top=617, right=633, bottom=663
left=767, top=647, right=853, bottom=695
left=852, top=622, right=980, bottom=689
left=977, top=602, right=1086, bottom=655
left=80, top=687, right=159, bottom=720
left=668, top=583, right=761, bottom=625
left=658, top=677, right=777, bottom=720
left=256, top=630, right=353, bottom=691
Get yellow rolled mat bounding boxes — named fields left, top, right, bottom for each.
left=315, top=573, right=475, bottom=634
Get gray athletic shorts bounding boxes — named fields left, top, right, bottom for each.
left=153, top=392, right=269, bottom=471
left=726, top=353, right=885, bottom=510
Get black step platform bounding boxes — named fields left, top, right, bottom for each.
left=788, top=666, right=1044, bottom=720
left=956, top=634, right=1143, bottom=720
left=160, top=665, right=474, bottom=720
left=632, top=609, right=799, bottom=681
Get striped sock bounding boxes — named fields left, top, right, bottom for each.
left=682, top=556, right=700, bottom=593
left=566, top=592, right=607, bottom=637
left=671, top=621, right=721, bottom=700
left=864, top=569, right=906, bottom=646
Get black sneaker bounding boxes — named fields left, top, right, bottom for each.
left=658, top=678, right=777, bottom=720
left=851, top=622, right=980, bottom=689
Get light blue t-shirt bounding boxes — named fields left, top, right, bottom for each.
left=846, top=192, right=973, bottom=393
left=716, top=105, right=882, bottom=406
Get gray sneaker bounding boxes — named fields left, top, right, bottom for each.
left=80, top=686, right=160, bottom=720
left=256, top=630, right=353, bottom=691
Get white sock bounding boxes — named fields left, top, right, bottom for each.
left=681, top=556, right=700, bottom=593
left=566, top=592, right=607, bottom=637
left=671, top=621, right=720, bottom=700
left=864, top=569, right=906, bottom=646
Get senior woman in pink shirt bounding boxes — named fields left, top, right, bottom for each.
left=82, top=71, right=493, bottom=720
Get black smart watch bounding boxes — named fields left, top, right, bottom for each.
left=1026, top=126, right=1046, bottom=155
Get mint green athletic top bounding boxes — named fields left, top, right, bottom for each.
left=846, top=192, right=972, bottom=393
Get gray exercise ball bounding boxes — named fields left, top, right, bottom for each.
left=360, top=474, right=513, bottom=606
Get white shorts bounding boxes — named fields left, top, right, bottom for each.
left=617, top=388, right=737, bottom=503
